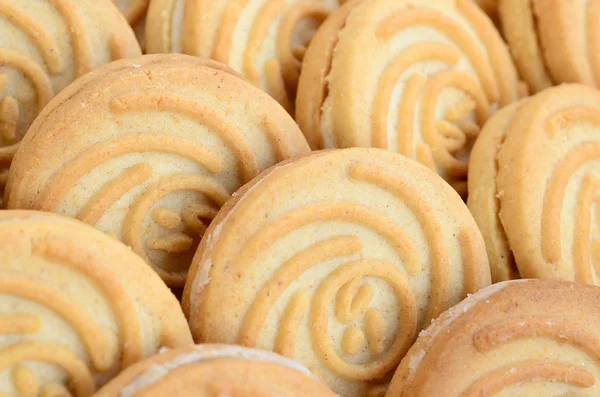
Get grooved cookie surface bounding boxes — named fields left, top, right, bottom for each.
left=95, top=344, right=336, bottom=396
left=5, top=54, right=310, bottom=287
left=469, top=84, right=600, bottom=285
left=145, top=0, right=342, bottom=113
left=0, top=0, right=141, bottom=203
left=296, top=0, right=519, bottom=197
left=183, top=148, right=491, bottom=396
left=0, top=210, right=193, bottom=397
left=387, top=280, right=600, bottom=397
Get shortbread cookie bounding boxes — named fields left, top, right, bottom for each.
left=95, top=344, right=337, bottom=396
left=145, top=0, right=342, bottom=113
left=387, top=279, right=600, bottom=397
left=469, top=84, right=600, bottom=284
left=0, top=0, right=141, bottom=205
left=500, top=0, right=600, bottom=93
left=183, top=148, right=491, bottom=396
left=296, top=0, right=519, bottom=197
left=113, top=0, right=148, bottom=25
left=5, top=54, right=310, bottom=287
left=0, top=210, right=193, bottom=397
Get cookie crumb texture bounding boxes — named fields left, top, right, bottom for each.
left=296, top=0, right=519, bottom=197
left=5, top=54, right=309, bottom=287
left=184, top=148, right=490, bottom=396
left=0, top=211, right=192, bottom=396
left=0, top=0, right=141, bottom=203
left=387, top=279, right=600, bottom=396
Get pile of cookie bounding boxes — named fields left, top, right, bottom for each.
left=2, top=0, right=600, bottom=396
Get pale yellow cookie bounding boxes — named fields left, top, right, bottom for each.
left=0, top=210, right=193, bottom=396
left=183, top=148, right=491, bottom=396
left=5, top=54, right=310, bottom=287
left=94, top=344, right=337, bottom=396
left=0, top=0, right=141, bottom=205
left=145, top=0, right=342, bottom=113
left=296, top=0, right=519, bottom=197
left=469, top=84, right=600, bottom=285
left=387, top=279, right=600, bottom=397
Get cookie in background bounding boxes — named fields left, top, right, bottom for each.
left=296, top=0, right=520, bottom=198
left=94, top=344, right=336, bottom=396
left=0, top=210, right=192, bottom=396
left=0, top=0, right=141, bottom=206
left=387, top=279, right=600, bottom=396
left=499, top=0, right=600, bottom=93
left=4, top=54, right=310, bottom=287
left=145, top=0, right=343, bottom=113
left=184, top=148, right=491, bottom=396
left=468, top=84, right=600, bottom=284
left=112, top=0, right=149, bottom=50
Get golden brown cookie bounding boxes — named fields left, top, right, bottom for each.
left=468, top=84, right=600, bottom=284
left=387, top=279, right=600, bottom=397
left=94, top=344, right=337, bottom=396
left=296, top=0, right=519, bottom=197
left=145, top=0, right=342, bottom=113
left=183, top=148, right=491, bottom=396
left=0, top=210, right=193, bottom=397
left=5, top=54, right=310, bottom=287
left=475, top=0, right=497, bottom=18
left=499, top=0, right=600, bottom=93
left=0, top=0, right=141, bottom=205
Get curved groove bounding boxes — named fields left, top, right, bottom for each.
left=397, top=75, right=426, bottom=157
left=77, top=163, right=153, bottom=225
left=0, top=49, right=54, bottom=109
left=573, top=174, right=599, bottom=284
left=372, top=43, right=461, bottom=149
left=39, top=133, right=223, bottom=211
left=0, top=341, right=94, bottom=396
left=47, top=0, right=93, bottom=76
left=238, top=236, right=363, bottom=346
left=542, top=143, right=600, bottom=264
left=473, top=317, right=600, bottom=361
left=461, top=362, right=595, bottom=397
left=0, top=314, right=40, bottom=335
left=545, top=106, right=600, bottom=138
left=376, top=7, right=498, bottom=102
left=348, top=162, right=448, bottom=321
left=0, top=96, right=19, bottom=144
left=335, top=279, right=374, bottom=324
left=0, top=276, right=114, bottom=371
left=111, top=92, right=259, bottom=182
left=33, top=239, right=143, bottom=368
left=0, top=2, right=64, bottom=74
left=273, top=290, right=310, bottom=358
left=212, top=0, right=250, bottom=63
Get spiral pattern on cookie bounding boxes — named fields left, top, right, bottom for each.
left=0, top=0, right=140, bottom=203
left=184, top=148, right=490, bottom=396
left=5, top=55, right=309, bottom=287
left=0, top=211, right=192, bottom=396
left=146, top=0, right=341, bottom=113
left=296, top=0, right=519, bottom=196
left=387, top=280, right=600, bottom=397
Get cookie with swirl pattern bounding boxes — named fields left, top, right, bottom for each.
left=469, top=84, right=600, bottom=284
left=94, top=344, right=336, bottom=396
left=0, top=0, right=141, bottom=205
left=0, top=210, right=193, bottom=397
left=387, top=279, right=600, bottom=396
left=144, top=0, right=344, bottom=113
left=183, top=148, right=491, bottom=396
left=296, top=0, right=520, bottom=197
left=499, top=0, right=600, bottom=93
left=5, top=54, right=310, bottom=287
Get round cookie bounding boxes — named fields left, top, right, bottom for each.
left=0, top=210, right=193, bottom=397
left=94, top=344, right=337, bottom=396
left=183, top=148, right=491, bottom=396
left=145, top=0, right=342, bottom=113
left=5, top=54, right=310, bottom=287
left=499, top=0, right=600, bottom=93
left=386, top=279, right=600, bottom=396
left=468, top=84, right=600, bottom=285
left=0, top=0, right=141, bottom=204
left=296, top=0, right=519, bottom=197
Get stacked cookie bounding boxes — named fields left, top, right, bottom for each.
left=2, top=0, right=600, bottom=396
